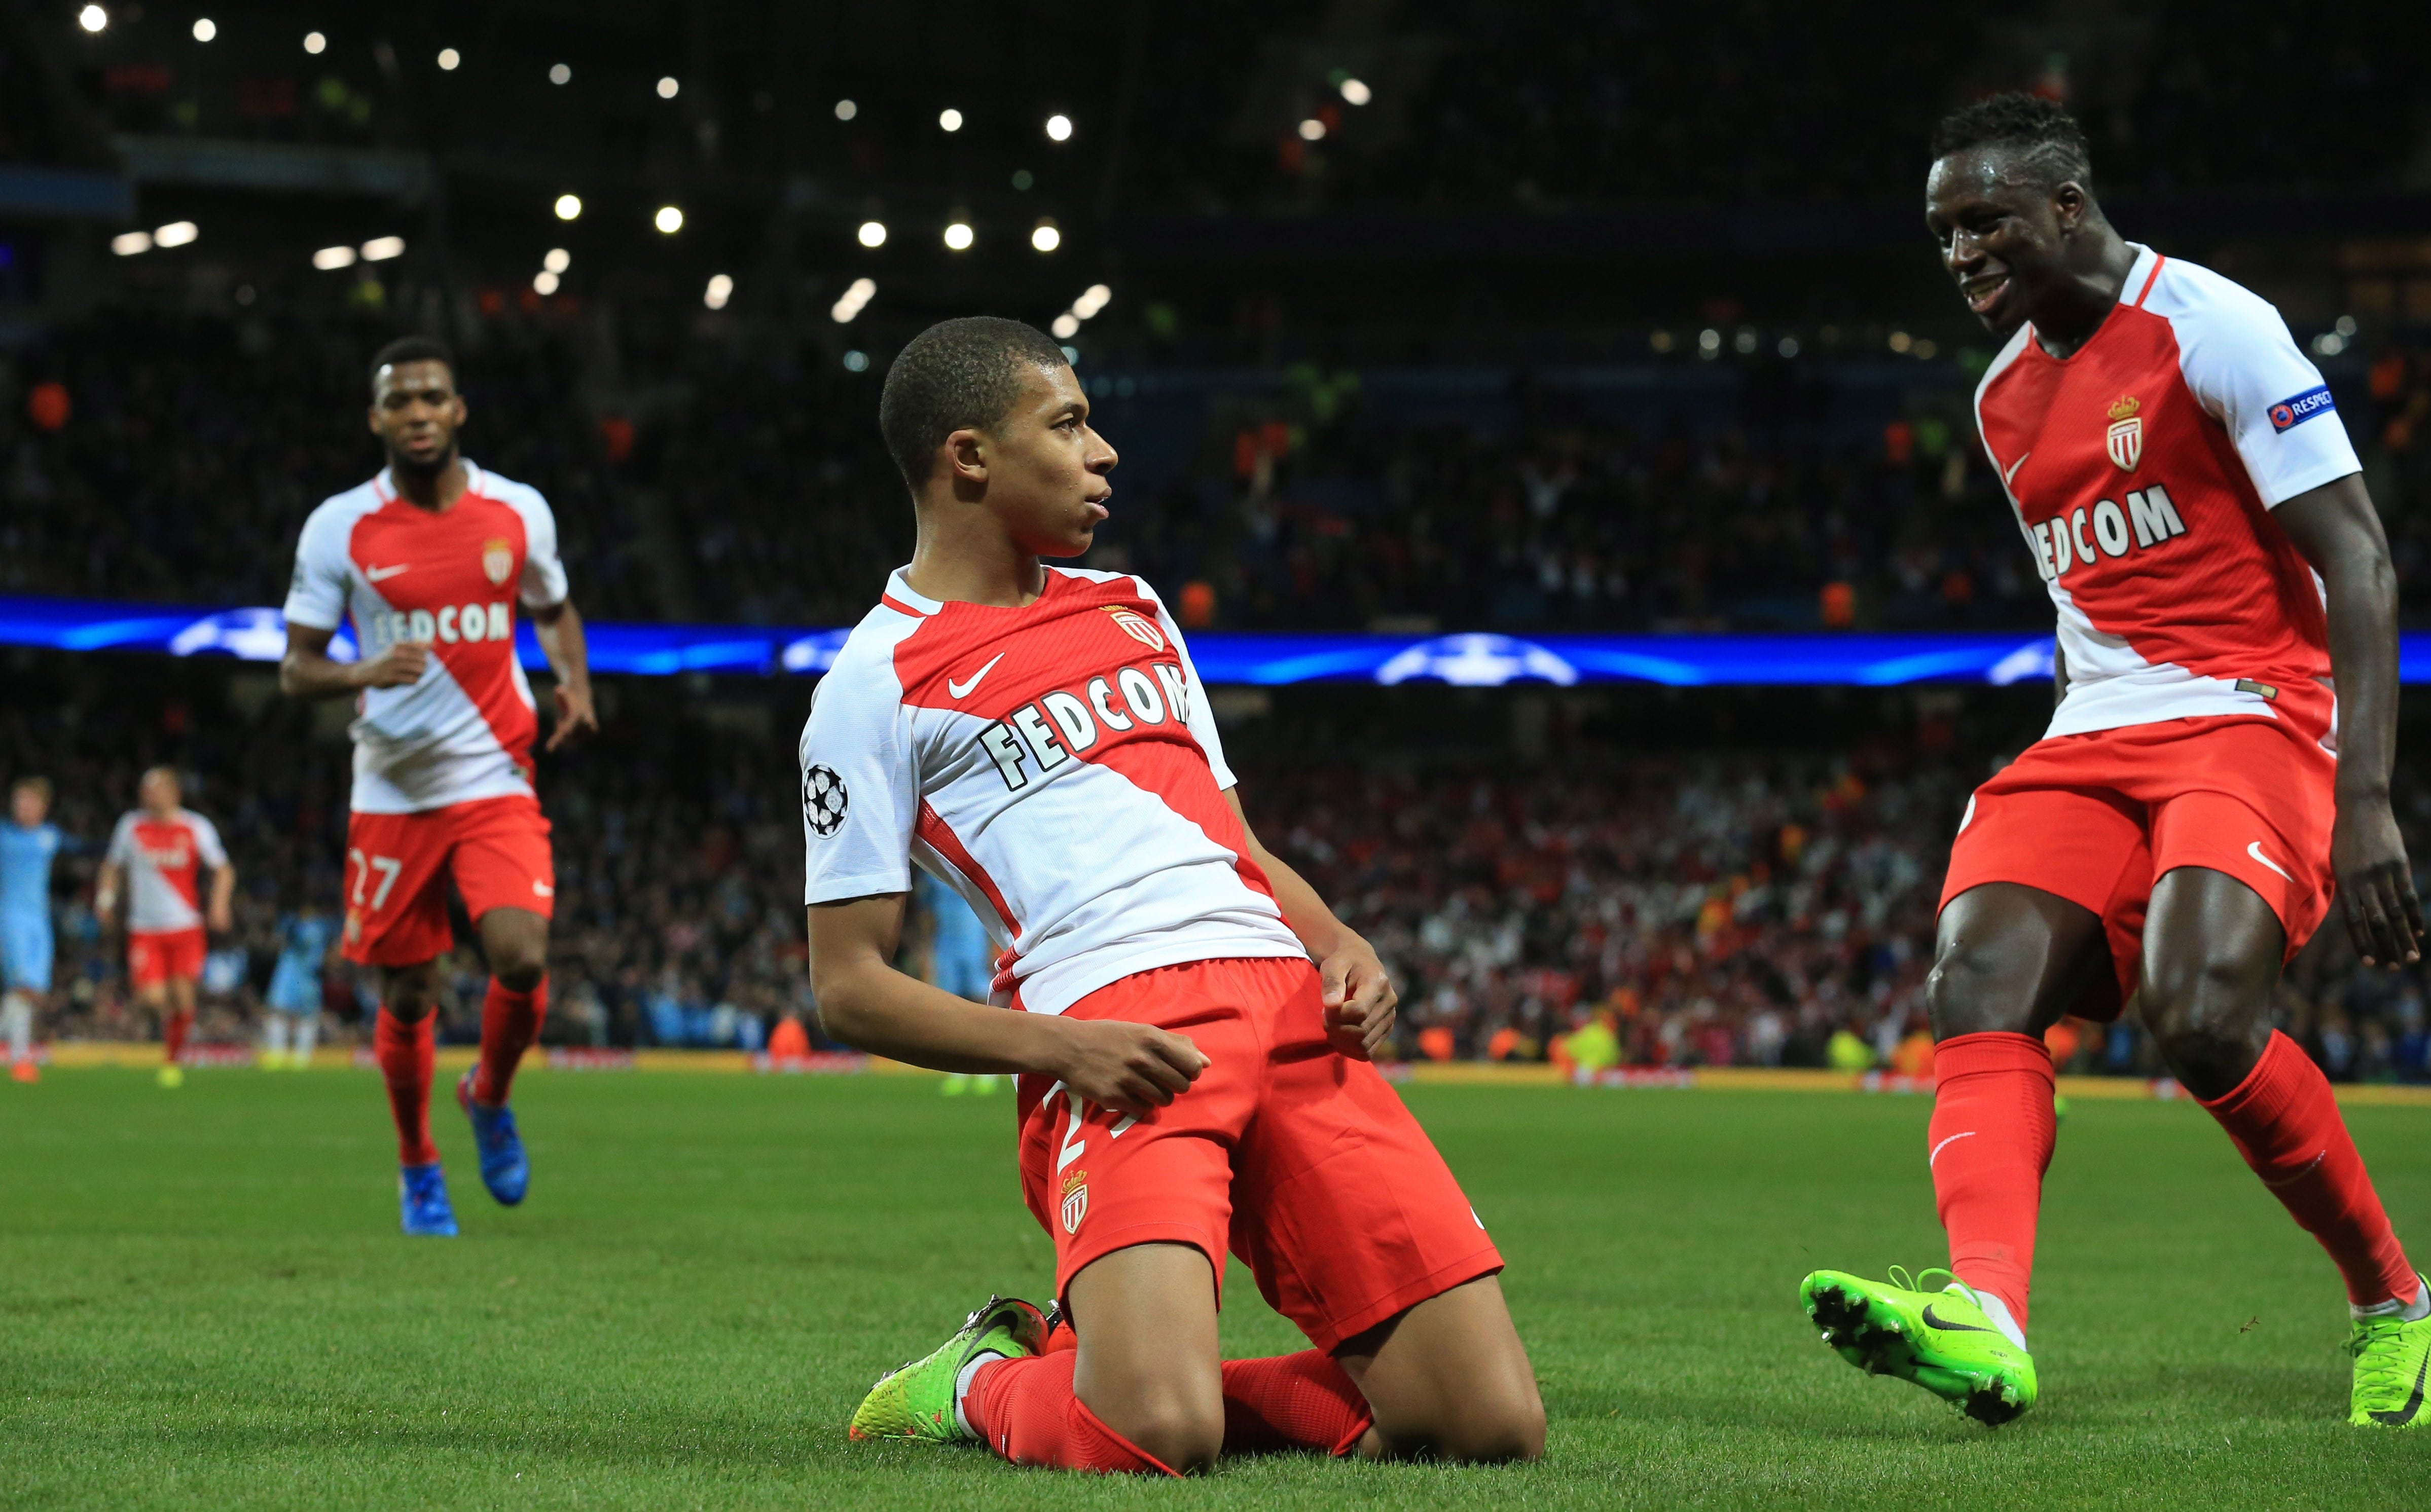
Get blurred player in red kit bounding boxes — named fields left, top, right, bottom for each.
left=95, top=767, right=234, bottom=1089
left=1802, top=94, right=2429, bottom=1431
left=279, top=337, right=597, bottom=1237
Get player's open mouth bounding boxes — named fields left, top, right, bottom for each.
left=1963, top=275, right=2009, bottom=316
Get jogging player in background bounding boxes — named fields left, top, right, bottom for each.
left=811, top=318, right=1542, bottom=1476
left=97, top=768, right=234, bottom=1089
left=1801, top=94, right=2430, bottom=1429
left=262, top=898, right=339, bottom=1070
left=914, top=868, right=1002, bottom=1095
left=280, top=335, right=597, bottom=1237
left=2, top=777, right=64, bottom=1082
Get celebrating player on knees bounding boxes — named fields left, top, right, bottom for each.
left=96, top=768, right=234, bottom=1089
left=1800, top=94, right=2428, bottom=1430
left=279, top=336, right=598, bottom=1238
left=808, top=318, right=1543, bottom=1474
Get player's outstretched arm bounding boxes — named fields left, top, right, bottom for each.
left=278, top=624, right=425, bottom=699
left=1222, top=788, right=1397, bottom=1059
left=205, top=859, right=235, bottom=935
left=2274, top=472, right=2425, bottom=967
left=529, top=600, right=598, bottom=750
left=807, top=894, right=1209, bottom=1114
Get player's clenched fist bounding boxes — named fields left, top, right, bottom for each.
left=1053, top=1017, right=1209, bottom=1115
left=1320, top=939, right=1397, bottom=1060
left=352, top=639, right=428, bottom=689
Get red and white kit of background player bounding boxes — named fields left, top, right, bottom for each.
left=95, top=766, right=234, bottom=1087
left=808, top=318, right=1541, bottom=1475
left=278, top=335, right=596, bottom=1236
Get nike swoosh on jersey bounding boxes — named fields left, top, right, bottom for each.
left=1919, top=1303, right=2000, bottom=1335
left=2247, top=840, right=2293, bottom=882
left=2002, top=452, right=2031, bottom=487
left=365, top=564, right=411, bottom=581
left=947, top=653, right=1006, bottom=699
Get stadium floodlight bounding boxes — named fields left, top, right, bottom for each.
left=436, top=47, right=460, bottom=70
left=1050, top=313, right=1079, bottom=339
left=554, top=194, right=583, bottom=221
left=833, top=99, right=857, bottom=121
left=153, top=221, right=198, bottom=248
left=856, top=220, right=886, bottom=248
left=1339, top=78, right=1372, bottom=106
left=830, top=277, right=876, bottom=324
left=842, top=350, right=869, bottom=372
left=303, top=30, right=324, bottom=53
left=1888, top=330, right=1913, bottom=354
left=533, top=270, right=561, bottom=296
left=312, top=245, right=358, bottom=271
left=1697, top=327, right=1722, bottom=356
left=1073, top=283, right=1112, bottom=318
left=549, top=62, right=571, bottom=85
left=657, top=77, right=678, bottom=99
left=359, top=235, right=405, bottom=262
left=110, top=230, right=153, bottom=256
left=191, top=17, right=214, bottom=41
left=703, top=273, right=733, bottom=310
left=1045, top=114, right=1073, bottom=142
left=942, top=221, right=974, bottom=251
left=1777, top=336, right=1800, bottom=358
left=1030, top=222, right=1061, bottom=253
left=543, top=247, right=571, bottom=274
left=77, top=5, right=106, bottom=33
left=1297, top=118, right=1326, bottom=141
left=654, top=205, right=684, bottom=234
left=939, top=108, right=964, bottom=132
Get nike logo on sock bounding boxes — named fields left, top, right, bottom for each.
left=1920, top=1303, right=2000, bottom=1335
left=2262, top=1150, right=2327, bottom=1189
left=948, top=654, right=1005, bottom=699
left=1929, top=1131, right=1977, bottom=1168
left=2368, top=1354, right=2427, bottom=1426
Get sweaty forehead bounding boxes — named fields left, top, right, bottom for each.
left=1005, top=359, right=1083, bottom=417
left=374, top=359, right=454, bottom=398
left=1926, top=149, right=2040, bottom=211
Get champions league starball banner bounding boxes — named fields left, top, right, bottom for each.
left=9, top=594, right=2431, bottom=689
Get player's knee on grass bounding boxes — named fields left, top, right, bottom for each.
left=1339, top=1278, right=1545, bottom=1463
left=1087, top=1373, right=1225, bottom=1474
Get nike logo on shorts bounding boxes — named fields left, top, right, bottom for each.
left=365, top=563, right=411, bottom=581
left=532, top=880, right=554, bottom=898
left=2247, top=840, right=2293, bottom=882
left=948, top=654, right=1006, bottom=699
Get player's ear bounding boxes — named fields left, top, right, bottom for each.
left=944, top=427, right=989, bottom=487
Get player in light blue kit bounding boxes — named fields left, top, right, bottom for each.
left=2, top=777, right=64, bottom=1083
left=262, top=903, right=339, bottom=1070
left=913, top=869, right=1002, bottom=1095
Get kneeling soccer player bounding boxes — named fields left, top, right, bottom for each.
left=805, top=317, right=1544, bottom=1474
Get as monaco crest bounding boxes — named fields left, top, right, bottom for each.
left=482, top=537, right=514, bottom=586
left=1104, top=606, right=1166, bottom=651
left=1059, top=1170, right=1089, bottom=1234
left=2105, top=395, right=2143, bottom=472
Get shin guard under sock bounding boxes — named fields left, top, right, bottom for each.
left=1928, top=1030, right=2056, bottom=1331
left=2201, top=1030, right=2418, bottom=1308
left=374, top=1008, right=439, bottom=1166
left=472, top=979, right=547, bottom=1105
left=1219, top=1351, right=1373, bottom=1456
left=962, top=1352, right=1181, bottom=1476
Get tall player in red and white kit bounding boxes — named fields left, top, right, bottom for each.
left=279, top=337, right=597, bottom=1238
left=1802, top=96, right=2430, bottom=1429
left=95, top=767, right=234, bottom=1089
left=813, top=319, right=1542, bottom=1474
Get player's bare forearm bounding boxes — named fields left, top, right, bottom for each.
left=207, top=866, right=235, bottom=934
left=531, top=601, right=598, bottom=750
left=279, top=624, right=423, bottom=698
left=2273, top=473, right=2422, bottom=964
left=1223, top=788, right=1398, bottom=1058
left=807, top=895, right=1209, bottom=1112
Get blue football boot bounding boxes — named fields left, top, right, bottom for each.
left=456, top=1070, right=529, bottom=1206
left=399, top=1160, right=458, bottom=1237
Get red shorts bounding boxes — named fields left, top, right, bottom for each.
left=1940, top=715, right=2336, bottom=1020
left=1014, top=956, right=1504, bottom=1353
left=127, top=928, right=206, bottom=990
left=341, top=793, right=554, bottom=967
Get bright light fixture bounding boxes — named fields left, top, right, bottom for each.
left=654, top=205, right=684, bottom=234
left=554, top=194, right=583, bottom=221
left=1339, top=78, right=1372, bottom=106
left=533, top=270, right=561, bottom=296
left=312, top=245, right=358, bottom=271
left=833, top=99, right=856, bottom=121
left=191, top=17, right=214, bottom=41
left=1045, top=114, right=1072, bottom=142
left=657, top=76, right=678, bottom=99
left=437, top=47, right=460, bottom=70
left=842, top=350, right=869, bottom=373
left=942, top=221, right=974, bottom=251
left=542, top=247, right=570, bottom=274
left=303, top=30, right=324, bottom=54
left=1050, top=313, right=1079, bottom=339
left=1030, top=223, right=1061, bottom=253
left=152, top=220, right=198, bottom=248
left=703, top=273, right=733, bottom=310
left=111, top=230, right=152, bottom=256
left=830, top=277, right=876, bottom=324
left=1297, top=118, right=1326, bottom=141
left=77, top=5, right=106, bottom=34
left=359, top=235, right=405, bottom=262
left=549, top=63, right=571, bottom=85
left=1073, top=283, right=1112, bottom=318
left=856, top=220, right=886, bottom=248
left=939, top=108, right=964, bottom=132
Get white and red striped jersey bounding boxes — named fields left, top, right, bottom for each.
left=282, top=463, right=569, bottom=814
left=799, top=566, right=1306, bottom=1017
left=1976, top=244, right=2362, bottom=745
left=105, top=808, right=227, bottom=933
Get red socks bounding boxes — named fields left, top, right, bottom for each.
left=1219, top=1351, right=1373, bottom=1457
left=1928, top=1031, right=2056, bottom=1330
left=472, top=979, right=547, bottom=1105
left=374, top=1007, right=439, bottom=1166
left=163, top=1009, right=192, bottom=1064
left=2200, top=1030, right=2418, bottom=1308
left=962, top=1352, right=1178, bottom=1476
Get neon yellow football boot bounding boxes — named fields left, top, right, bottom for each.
left=848, top=1295, right=1047, bottom=1443
left=2349, top=1291, right=2431, bottom=1429
left=1800, top=1266, right=2038, bottom=1426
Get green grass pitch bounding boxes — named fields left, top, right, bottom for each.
left=2, top=1070, right=2423, bottom=1507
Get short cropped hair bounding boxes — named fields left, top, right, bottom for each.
left=369, top=335, right=456, bottom=392
left=10, top=776, right=51, bottom=804
left=878, top=316, right=1071, bottom=494
left=1931, top=92, right=2092, bottom=192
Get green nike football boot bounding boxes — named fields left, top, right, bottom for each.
left=2348, top=1300, right=2431, bottom=1429
left=1800, top=1266, right=2039, bottom=1426
left=848, top=1295, right=1048, bottom=1443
